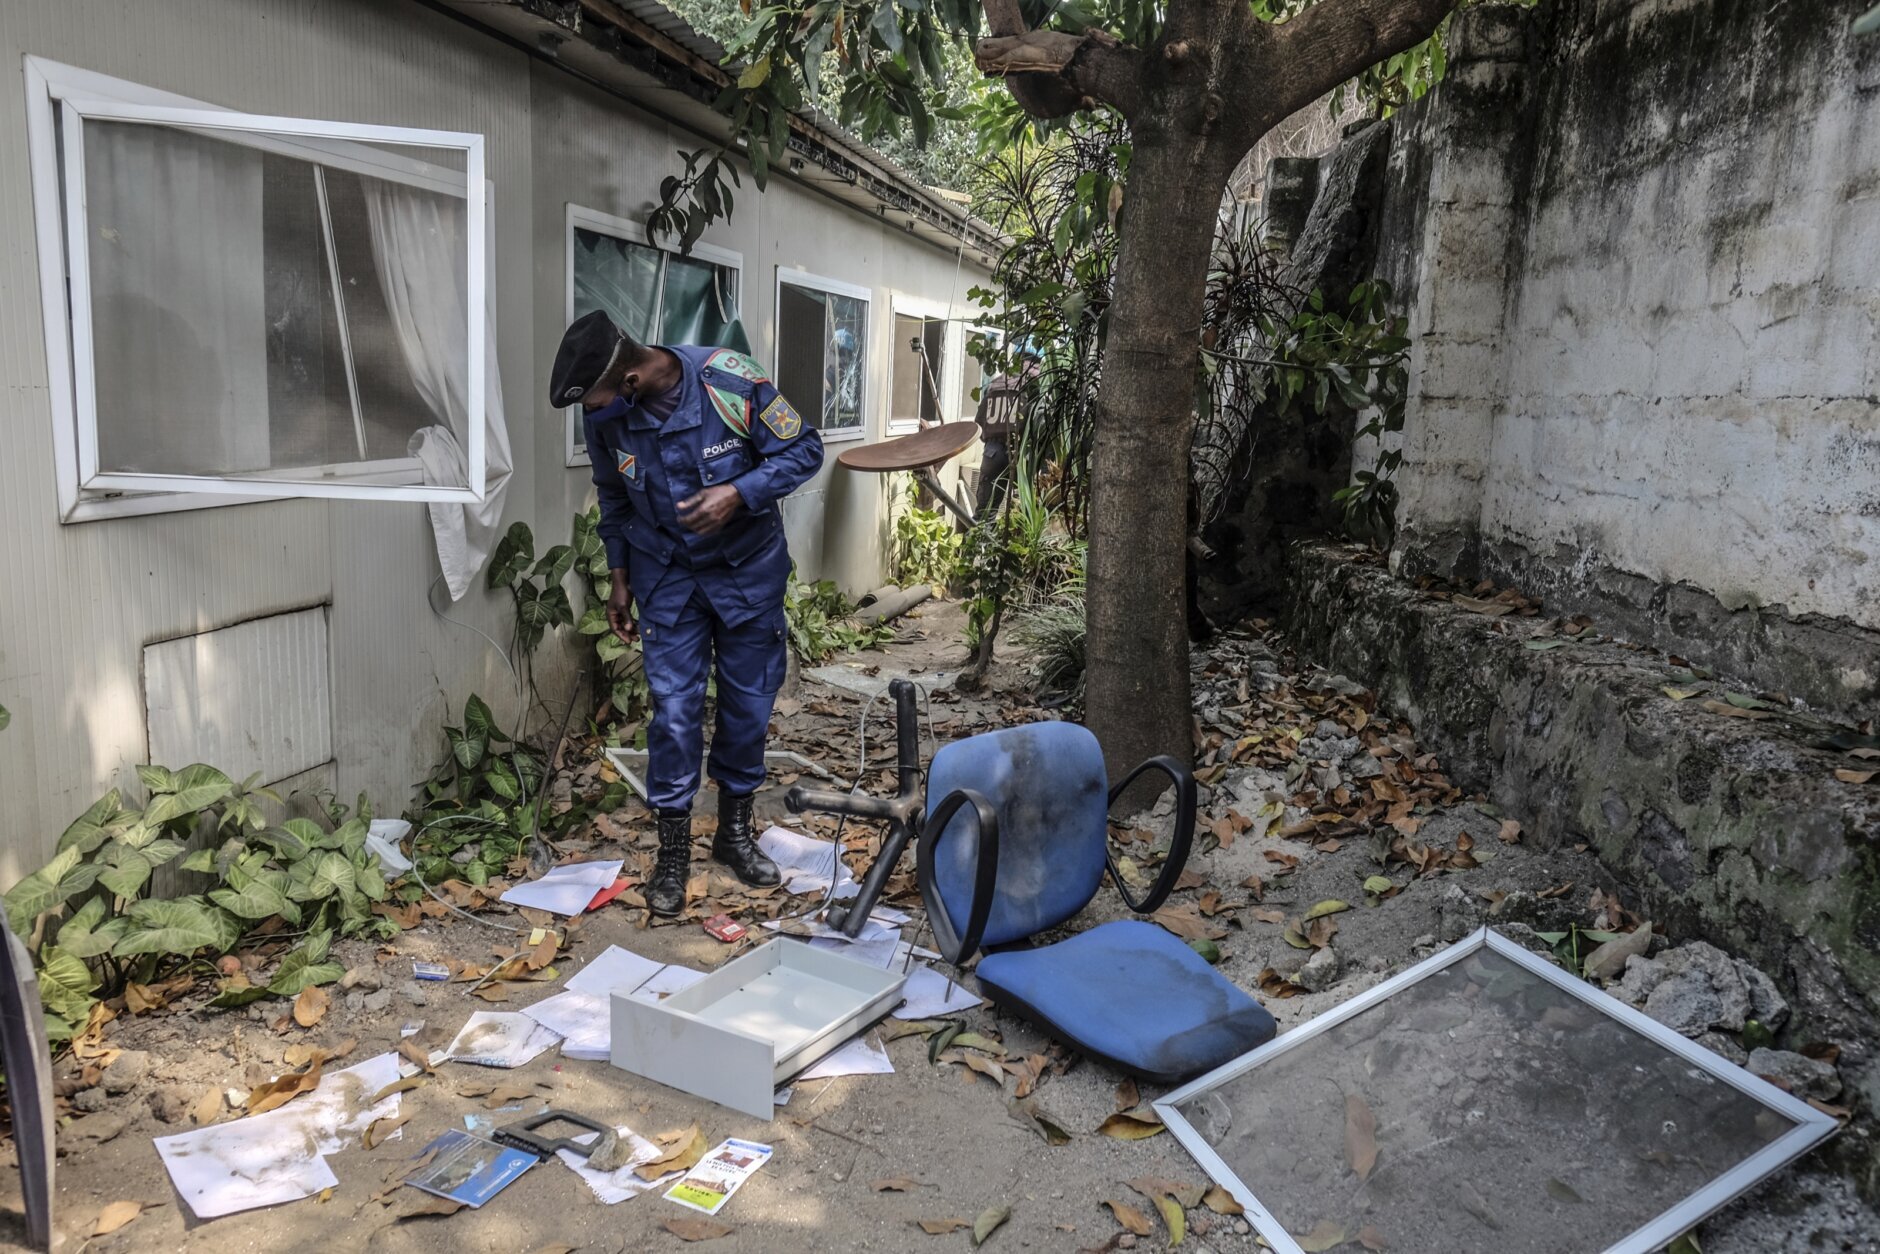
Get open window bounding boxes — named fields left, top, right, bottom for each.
left=774, top=270, right=870, bottom=441
left=890, top=312, right=948, bottom=432
left=563, top=204, right=745, bottom=466
left=25, top=60, right=491, bottom=520
left=960, top=325, right=1003, bottom=423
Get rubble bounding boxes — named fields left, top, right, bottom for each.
left=1748, top=1048, right=1843, bottom=1102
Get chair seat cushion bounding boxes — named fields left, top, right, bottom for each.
left=975, top=920, right=1278, bottom=1084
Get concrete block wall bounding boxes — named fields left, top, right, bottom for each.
left=1372, top=0, right=1880, bottom=720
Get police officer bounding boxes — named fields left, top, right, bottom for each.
left=549, top=311, right=825, bottom=917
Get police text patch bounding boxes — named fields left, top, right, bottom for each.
left=759, top=396, right=803, bottom=440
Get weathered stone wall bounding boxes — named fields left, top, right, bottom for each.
left=1369, top=0, right=1880, bottom=721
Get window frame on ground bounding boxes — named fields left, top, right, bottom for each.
left=563, top=203, right=746, bottom=468
left=23, top=57, right=489, bottom=521
left=773, top=268, right=872, bottom=445
left=887, top=295, right=957, bottom=436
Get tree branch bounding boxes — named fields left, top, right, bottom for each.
left=1265, top=0, right=1460, bottom=117
left=975, top=29, right=1145, bottom=119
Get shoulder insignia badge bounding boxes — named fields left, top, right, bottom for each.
left=759, top=395, right=803, bottom=441
left=613, top=449, right=637, bottom=481
left=706, top=384, right=752, bottom=438
left=705, top=349, right=771, bottom=385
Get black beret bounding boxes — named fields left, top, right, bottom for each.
left=549, top=310, right=628, bottom=408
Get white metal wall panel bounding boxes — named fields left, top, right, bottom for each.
left=144, top=608, right=333, bottom=783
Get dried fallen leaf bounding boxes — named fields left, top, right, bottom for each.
left=1296, top=1219, right=1349, bottom=1251
left=1546, top=1178, right=1584, bottom=1204
left=364, top=1113, right=410, bottom=1150
left=882, top=1018, right=948, bottom=1042
left=397, top=1039, right=436, bottom=1074
left=918, top=1218, right=971, bottom=1235
left=1251, top=908, right=1287, bottom=924
left=191, top=1088, right=223, bottom=1125
left=662, top=1217, right=733, bottom=1242
left=1201, top=1186, right=1243, bottom=1216
left=1538, top=881, right=1575, bottom=899
left=396, top=1194, right=464, bottom=1220
left=91, top=1200, right=151, bottom=1236
left=1304, top=899, right=1351, bottom=921
left=1834, top=768, right=1877, bottom=784
left=1702, top=698, right=1774, bottom=721
left=1151, top=904, right=1227, bottom=942
left=371, top=1076, right=429, bottom=1104
left=636, top=1124, right=708, bottom=1181
left=1114, top=1079, right=1139, bottom=1112
left=972, top=1204, right=1011, bottom=1246
left=1263, top=850, right=1300, bottom=870
left=246, top=1056, right=325, bottom=1115
left=1008, top=1097, right=1073, bottom=1146
left=1357, top=1224, right=1389, bottom=1250
left=1095, top=1106, right=1165, bottom=1140
left=1257, top=967, right=1307, bottom=998
left=941, top=1049, right=1007, bottom=1087
left=1126, top=1178, right=1203, bottom=1208
left=872, top=1176, right=921, bottom=1192
left=1104, top=1199, right=1152, bottom=1235
left=293, top=985, right=330, bottom=1028
left=1305, top=915, right=1340, bottom=950
left=951, top=1032, right=1008, bottom=1057
left=1344, top=1093, right=1379, bottom=1181
left=1497, top=820, right=1522, bottom=844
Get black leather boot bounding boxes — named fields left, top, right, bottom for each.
left=647, top=809, right=691, bottom=918
left=711, top=792, right=780, bottom=887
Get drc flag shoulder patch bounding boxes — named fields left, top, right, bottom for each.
left=705, top=350, right=770, bottom=385
left=612, top=448, right=638, bottom=481
left=759, top=395, right=803, bottom=441
left=706, top=384, right=753, bottom=438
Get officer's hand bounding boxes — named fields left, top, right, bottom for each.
left=677, top=485, right=743, bottom=536
left=606, top=577, right=638, bottom=644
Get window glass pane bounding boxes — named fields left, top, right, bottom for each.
left=78, top=119, right=469, bottom=486
left=1173, top=946, right=1801, bottom=1254
left=776, top=282, right=865, bottom=433
left=571, top=226, right=660, bottom=342
left=891, top=314, right=945, bottom=425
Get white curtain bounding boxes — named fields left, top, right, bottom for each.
left=362, top=178, right=513, bottom=601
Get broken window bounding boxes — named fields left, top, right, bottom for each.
left=1156, top=928, right=1838, bottom=1254
left=26, top=60, right=492, bottom=517
left=775, top=272, right=869, bottom=438
left=564, top=205, right=744, bottom=465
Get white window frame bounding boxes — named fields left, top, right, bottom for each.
left=24, top=57, right=488, bottom=521
left=960, top=322, right=1004, bottom=423
left=773, top=268, right=873, bottom=446
left=887, top=294, right=958, bottom=437
left=563, top=203, right=745, bottom=468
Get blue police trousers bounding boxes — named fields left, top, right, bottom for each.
left=639, top=589, right=789, bottom=813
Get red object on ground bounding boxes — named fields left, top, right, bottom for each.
left=585, top=877, right=634, bottom=911
left=703, top=914, right=747, bottom=943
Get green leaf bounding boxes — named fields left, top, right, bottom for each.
left=95, top=837, right=186, bottom=899
left=56, top=898, right=129, bottom=960
left=0, top=702, right=8, bottom=731
left=266, top=948, right=345, bottom=997
left=36, top=945, right=98, bottom=1021
left=263, top=819, right=320, bottom=862
left=485, top=759, right=521, bottom=801
left=487, top=522, right=534, bottom=589
left=320, top=818, right=369, bottom=858
left=210, top=868, right=300, bottom=923
left=112, top=897, right=231, bottom=958
left=179, top=848, right=217, bottom=873
left=449, top=726, right=489, bottom=772
left=144, top=764, right=233, bottom=826
left=290, top=851, right=356, bottom=902
left=136, top=764, right=177, bottom=794
left=355, top=860, right=388, bottom=903
left=208, top=982, right=275, bottom=1009
left=6, top=847, right=104, bottom=931
left=464, top=694, right=508, bottom=748
left=58, top=790, right=123, bottom=855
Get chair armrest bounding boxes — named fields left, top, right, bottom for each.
left=915, top=788, right=1001, bottom=965
left=1104, top=754, right=1197, bottom=914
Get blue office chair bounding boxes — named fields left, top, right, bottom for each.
left=917, top=721, right=1278, bottom=1084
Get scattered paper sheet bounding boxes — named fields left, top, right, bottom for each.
left=566, top=944, right=665, bottom=997
left=893, top=965, right=983, bottom=1019
left=796, top=1033, right=893, bottom=1081
left=498, top=859, right=625, bottom=916
left=764, top=915, right=897, bottom=945
left=559, top=1128, right=673, bottom=1204
left=154, top=1053, right=402, bottom=1219
left=665, top=1138, right=774, bottom=1216
left=521, top=990, right=610, bottom=1061
left=435, top=1011, right=560, bottom=1068
left=757, top=826, right=859, bottom=900
left=405, top=1130, right=537, bottom=1208
left=809, top=934, right=937, bottom=970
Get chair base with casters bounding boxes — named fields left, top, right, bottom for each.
left=916, top=721, right=1277, bottom=1085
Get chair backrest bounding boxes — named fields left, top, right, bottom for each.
left=925, top=721, right=1109, bottom=949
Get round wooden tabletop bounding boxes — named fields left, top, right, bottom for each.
left=834, top=421, right=980, bottom=473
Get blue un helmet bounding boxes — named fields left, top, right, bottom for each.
left=831, top=328, right=858, bottom=355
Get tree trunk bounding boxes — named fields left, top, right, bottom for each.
left=1083, top=128, right=1240, bottom=786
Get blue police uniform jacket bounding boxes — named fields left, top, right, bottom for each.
left=583, top=345, right=824, bottom=629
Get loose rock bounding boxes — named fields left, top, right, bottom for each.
left=148, top=1086, right=194, bottom=1125
left=1748, top=1048, right=1841, bottom=1101
left=72, top=1086, right=109, bottom=1113
left=102, top=1049, right=151, bottom=1095
left=1297, top=946, right=1341, bottom=993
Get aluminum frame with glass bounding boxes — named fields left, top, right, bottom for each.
left=1153, top=927, right=1839, bottom=1254
left=774, top=269, right=872, bottom=443
left=24, top=58, right=488, bottom=516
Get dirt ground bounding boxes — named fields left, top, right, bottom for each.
left=4, top=601, right=1874, bottom=1253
